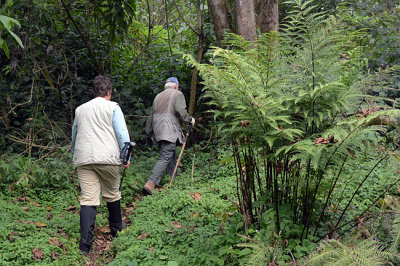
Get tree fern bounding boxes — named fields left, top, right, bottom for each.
left=306, top=238, right=400, bottom=265
left=185, top=0, right=400, bottom=243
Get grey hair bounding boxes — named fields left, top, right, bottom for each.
left=165, top=82, right=178, bottom=89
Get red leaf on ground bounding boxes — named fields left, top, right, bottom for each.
left=171, top=221, right=181, bottom=229
left=30, top=201, right=41, bottom=207
left=56, top=229, right=68, bottom=238
left=51, top=252, right=58, bottom=260
left=149, top=247, right=155, bottom=252
left=191, top=192, right=202, bottom=202
left=32, top=248, right=44, bottom=260
left=22, top=207, right=29, bottom=211
left=8, top=232, right=19, bottom=242
left=49, top=238, right=59, bottom=246
left=137, top=232, right=149, bottom=240
left=99, top=226, right=111, bottom=234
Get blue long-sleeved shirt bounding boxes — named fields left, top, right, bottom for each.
left=71, top=105, right=129, bottom=154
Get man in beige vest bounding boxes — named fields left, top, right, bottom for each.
left=143, top=77, right=195, bottom=195
left=71, top=75, right=130, bottom=256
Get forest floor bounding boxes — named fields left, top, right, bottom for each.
left=1, top=148, right=398, bottom=265
left=85, top=197, right=140, bottom=265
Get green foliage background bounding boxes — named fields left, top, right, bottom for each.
left=0, top=0, right=399, bottom=265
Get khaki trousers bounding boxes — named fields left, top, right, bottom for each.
left=77, top=164, right=121, bottom=206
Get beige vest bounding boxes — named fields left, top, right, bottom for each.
left=73, top=97, right=121, bottom=167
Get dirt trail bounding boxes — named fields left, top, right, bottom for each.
left=84, top=199, right=140, bottom=265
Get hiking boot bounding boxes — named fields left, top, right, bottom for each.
left=142, top=181, right=155, bottom=196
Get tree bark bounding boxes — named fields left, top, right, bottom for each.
left=188, top=0, right=204, bottom=116
left=235, top=0, right=257, bottom=42
left=207, top=0, right=231, bottom=47
left=256, top=0, right=279, bottom=33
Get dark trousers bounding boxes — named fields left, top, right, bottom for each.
left=148, top=140, right=176, bottom=186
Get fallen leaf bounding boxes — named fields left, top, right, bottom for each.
left=99, top=226, right=111, bottom=234
left=314, top=135, right=338, bottom=144
left=239, top=120, right=251, bottom=128
left=22, top=207, right=29, bottom=211
left=66, top=206, right=77, bottom=213
left=171, top=221, right=181, bottom=229
left=16, top=196, right=28, bottom=202
left=46, top=206, right=52, bottom=212
left=191, top=192, right=202, bottom=202
left=190, top=212, right=200, bottom=218
left=47, top=212, right=54, bottom=220
left=149, top=247, right=154, bottom=252
left=49, top=238, right=59, bottom=246
left=32, top=248, right=44, bottom=260
left=314, top=137, right=325, bottom=144
left=34, top=222, right=47, bottom=227
left=30, top=201, right=41, bottom=207
left=51, top=252, right=58, bottom=260
left=8, top=232, right=19, bottom=242
left=137, top=232, right=149, bottom=240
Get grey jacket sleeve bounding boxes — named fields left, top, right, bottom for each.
left=145, top=107, right=154, bottom=136
left=175, top=93, right=192, bottom=122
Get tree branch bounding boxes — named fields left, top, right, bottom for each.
left=172, top=0, right=199, bottom=35
left=60, top=0, right=103, bottom=74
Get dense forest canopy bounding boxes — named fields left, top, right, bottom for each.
left=0, top=0, right=399, bottom=265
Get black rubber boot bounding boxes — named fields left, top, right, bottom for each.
left=107, top=200, right=125, bottom=238
left=79, top=206, right=97, bottom=255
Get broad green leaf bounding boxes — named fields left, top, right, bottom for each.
left=8, top=30, right=24, bottom=48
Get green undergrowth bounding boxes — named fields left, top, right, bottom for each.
left=113, top=148, right=245, bottom=265
left=0, top=146, right=399, bottom=265
left=0, top=186, right=82, bottom=265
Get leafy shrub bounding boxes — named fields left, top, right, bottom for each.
left=185, top=0, right=400, bottom=260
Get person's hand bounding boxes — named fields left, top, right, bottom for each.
left=123, top=161, right=131, bottom=169
left=191, top=117, right=195, bottom=126
left=146, top=136, right=153, bottom=148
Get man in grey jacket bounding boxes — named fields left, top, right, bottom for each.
left=71, top=75, right=130, bottom=255
left=143, top=77, right=195, bottom=195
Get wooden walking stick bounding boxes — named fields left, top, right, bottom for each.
left=168, top=124, right=192, bottom=188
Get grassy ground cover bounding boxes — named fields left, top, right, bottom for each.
left=0, top=146, right=398, bottom=265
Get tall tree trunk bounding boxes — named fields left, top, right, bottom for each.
left=188, top=0, right=204, bottom=116
left=207, top=0, right=231, bottom=47
left=235, top=0, right=257, bottom=42
left=256, top=0, right=279, bottom=33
